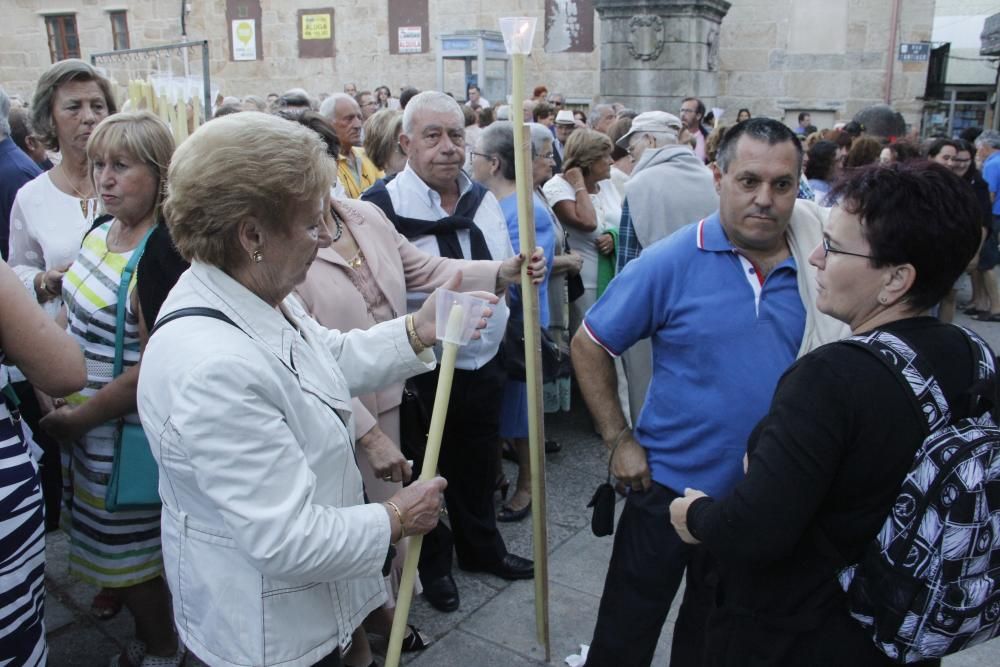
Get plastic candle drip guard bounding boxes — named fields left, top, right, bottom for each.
left=435, top=290, right=492, bottom=346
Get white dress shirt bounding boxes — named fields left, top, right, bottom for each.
left=386, top=164, right=512, bottom=370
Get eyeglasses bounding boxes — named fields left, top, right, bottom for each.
left=821, top=236, right=875, bottom=260
left=470, top=151, right=495, bottom=161
left=537, top=152, right=555, bottom=160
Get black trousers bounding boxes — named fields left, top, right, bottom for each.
left=586, top=483, right=712, bottom=667
left=408, top=354, right=507, bottom=580
left=12, top=381, right=62, bottom=530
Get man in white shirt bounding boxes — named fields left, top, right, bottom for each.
left=361, top=91, right=533, bottom=613
left=465, top=84, right=489, bottom=110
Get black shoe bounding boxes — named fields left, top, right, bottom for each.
left=545, top=439, right=562, bottom=453
left=463, top=553, right=534, bottom=581
left=497, top=500, right=531, bottom=522
left=421, top=574, right=459, bottom=612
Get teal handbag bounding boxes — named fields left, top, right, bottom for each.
left=104, top=225, right=159, bottom=513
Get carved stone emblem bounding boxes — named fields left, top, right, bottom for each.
left=706, top=26, right=720, bottom=71
left=628, top=15, right=665, bottom=62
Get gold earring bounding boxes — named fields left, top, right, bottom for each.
left=252, top=249, right=264, bottom=263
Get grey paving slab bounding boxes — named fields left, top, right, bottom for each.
left=44, top=594, right=77, bottom=634
left=459, top=578, right=601, bottom=664
left=45, top=625, right=121, bottom=667
left=408, top=628, right=543, bottom=666
left=548, top=503, right=621, bottom=598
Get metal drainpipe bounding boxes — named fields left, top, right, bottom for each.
left=884, top=0, right=902, bottom=104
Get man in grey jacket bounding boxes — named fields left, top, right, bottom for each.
left=614, top=111, right=719, bottom=423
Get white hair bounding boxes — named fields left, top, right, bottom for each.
left=0, top=86, right=10, bottom=137
left=402, top=91, right=463, bottom=135
left=319, top=92, right=358, bottom=120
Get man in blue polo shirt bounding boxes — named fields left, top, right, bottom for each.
left=573, top=118, right=846, bottom=666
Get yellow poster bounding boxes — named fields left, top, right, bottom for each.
left=302, top=14, right=331, bottom=40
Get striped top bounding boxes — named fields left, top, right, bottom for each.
left=0, top=360, right=48, bottom=666
left=62, top=221, right=141, bottom=410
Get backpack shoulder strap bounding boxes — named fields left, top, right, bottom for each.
left=841, top=329, right=950, bottom=434
left=149, top=307, right=242, bottom=337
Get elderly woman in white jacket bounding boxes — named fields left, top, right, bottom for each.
left=137, top=112, right=497, bottom=667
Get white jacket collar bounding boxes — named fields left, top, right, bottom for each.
left=183, top=261, right=299, bottom=368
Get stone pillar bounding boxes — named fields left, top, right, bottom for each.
left=594, top=0, right=731, bottom=113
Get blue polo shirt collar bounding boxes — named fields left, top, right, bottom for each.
left=696, top=212, right=734, bottom=252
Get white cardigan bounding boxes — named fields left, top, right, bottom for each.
left=137, top=262, right=435, bottom=667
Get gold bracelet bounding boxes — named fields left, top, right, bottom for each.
left=384, top=500, right=406, bottom=542
left=405, top=314, right=427, bottom=353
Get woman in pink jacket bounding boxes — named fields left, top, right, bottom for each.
left=289, top=111, right=542, bottom=667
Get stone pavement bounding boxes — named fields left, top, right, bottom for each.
left=45, top=304, right=1000, bottom=666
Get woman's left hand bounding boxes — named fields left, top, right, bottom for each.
left=359, top=426, right=411, bottom=484
left=39, top=405, right=89, bottom=444
left=497, top=247, right=547, bottom=289
left=596, top=233, right=615, bottom=256
left=414, top=273, right=499, bottom=346
left=669, top=488, right=708, bottom=545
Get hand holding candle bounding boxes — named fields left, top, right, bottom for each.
left=385, top=285, right=495, bottom=667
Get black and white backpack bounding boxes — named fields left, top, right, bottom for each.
left=836, top=326, right=1000, bottom=663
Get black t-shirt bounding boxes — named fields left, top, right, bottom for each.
left=136, top=224, right=190, bottom=329
left=686, top=317, right=977, bottom=662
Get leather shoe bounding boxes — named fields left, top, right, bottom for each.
left=421, top=574, right=459, bottom=612
left=462, top=553, right=534, bottom=581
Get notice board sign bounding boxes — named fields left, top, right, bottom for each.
left=898, top=42, right=930, bottom=62
left=226, top=0, right=263, bottom=62
left=298, top=8, right=335, bottom=58
left=388, top=0, right=428, bottom=55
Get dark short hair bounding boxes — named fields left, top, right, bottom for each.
left=533, top=101, right=553, bottom=121
left=805, top=140, right=838, bottom=180
left=399, top=87, right=420, bottom=109
left=212, top=103, right=243, bottom=119
left=477, top=106, right=494, bottom=128
left=716, top=117, right=802, bottom=174
left=829, top=162, right=982, bottom=311
left=682, top=97, right=705, bottom=117
left=844, top=137, right=883, bottom=169
left=8, top=105, right=33, bottom=153
left=279, top=109, right=340, bottom=158
left=885, top=140, right=921, bottom=163
left=925, top=138, right=959, bottom=159
left=467, top=84, right=480, bottom=94
left=798, top=111, right=810, bottom=123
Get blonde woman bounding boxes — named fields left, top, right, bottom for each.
left=541, top=128, right=621, bottom=332
left=40, top=112, right=180, bottom=666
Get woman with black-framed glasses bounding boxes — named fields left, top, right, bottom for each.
left=669, top=162, right=987, bottom=666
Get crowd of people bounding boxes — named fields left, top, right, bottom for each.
left=1, top=58, right=999, bottom=667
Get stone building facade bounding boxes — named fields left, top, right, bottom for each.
left=714, top=0, right=934, bottom=130
left=2, top=0, right=936, bottom=131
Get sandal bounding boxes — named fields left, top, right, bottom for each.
left=973, top=312, right=1000, bottom=322
left=401, top=624, right=431, bottom=652
left=91, top=588, right=123, bottom=621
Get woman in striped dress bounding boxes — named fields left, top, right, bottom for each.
left=0, top=259, right=86, bottom=665
left=38, top=112, right=181, bottom=666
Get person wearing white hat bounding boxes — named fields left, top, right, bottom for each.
left=615, top=111, right=719, bottom=426
left=552, top=109, right=577, bottom=172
